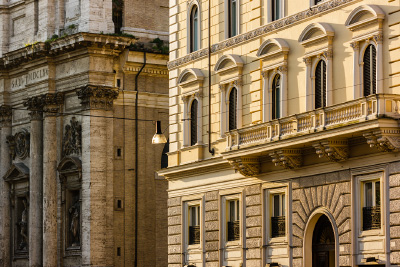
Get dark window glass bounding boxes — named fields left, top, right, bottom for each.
left=228, top=0, right=238, bottom=37
left=190, top=6, right=199, bottom=52
left=363, top=181, right=381, bottom=230
left=315, top=60, right=327, bottom=109
left=272, top=0, right=281, bottom=21
left=229, top=87, right=237, bottom=131
left=272, top=74, right=281, bottom=119
left=363, top=44, right=377, bottom=96
left=190, top=99, right=198, bottom=146
left=227, top=200, right=240, bottom=241
left=161, top=139, right=169, bottom=169
left=189, top=206, right=200, bottom=244
left=112, top=0, right=123, bottom=33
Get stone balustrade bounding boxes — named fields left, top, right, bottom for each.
left=226, top=94, right=400, bottom=150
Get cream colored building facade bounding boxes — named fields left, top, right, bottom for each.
left=0, top=0, right=170, bottom=266
left=161, top=0, right=400, bottom=266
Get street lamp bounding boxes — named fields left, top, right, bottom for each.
left=152, top=120, right=167, bottom=144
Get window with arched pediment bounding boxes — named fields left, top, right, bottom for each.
left=315, top=60, right=327, bottom=109
left=228, top=87, right=238, bottom=131
left=346, top=5, right=384, bottom=99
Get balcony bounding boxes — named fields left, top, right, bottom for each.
left=223, top=94, right=400, bottom=177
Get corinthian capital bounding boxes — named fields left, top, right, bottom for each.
left=76, top=85, right=119, bottom=111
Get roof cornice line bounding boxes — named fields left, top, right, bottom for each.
left=167, top=0, right=358, bottom=70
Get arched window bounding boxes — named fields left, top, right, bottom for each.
left=190, top=6, right=199, bottom=52
left=228, top=0, right=238, bottom=37
left=229, top=87, right=237, bottom=131
left=272, top=74, right=281, bottom=119
left=363, top=44, right=377, bottom=96
left=315, top=60, right=327, bottom=109
left=190, top=99, right=198, bottom=146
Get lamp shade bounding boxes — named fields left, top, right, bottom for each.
left=152, top=121, right=167, bottom=144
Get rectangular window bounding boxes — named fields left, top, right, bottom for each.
left=362, top=180, right=381, bottom=230
left=271, top=193, right=285, bottom=238
left=227, top=199, right=240, bottom=241
left=188, top=205, right=200, bottom=245
left=228, top=0, right=238, bottom=37
left=272, top=0, right=281, bottom=21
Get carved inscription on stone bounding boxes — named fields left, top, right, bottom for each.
left=7, top=129, right=30, bottom=160
left=11, top=67, right=49, bottom=90
left=62, top=117, right=82, bottom=156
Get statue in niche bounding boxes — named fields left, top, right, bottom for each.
left=69, top=194, right=80, bottom=247
left=17, top=198, right=28, bottom=250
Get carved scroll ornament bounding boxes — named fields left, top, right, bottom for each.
left=270, top=149, right=302, bottom=169
left=364, top=131, right=400, bottom=152
left=76, top=85, right=119, bottom=111
left=313, top=139, right=348, bottom=162
left=228, top=156, right=261, bottom=177
left=6, top=129, right=30, bottom=160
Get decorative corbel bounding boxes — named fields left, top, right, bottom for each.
left=364, top=130, right=400, bottom=152
left=228, top=156, right=261, bottom=177
left=270, top=149, right=302, bottom=169
left=312, top=139, right=348, bottom=162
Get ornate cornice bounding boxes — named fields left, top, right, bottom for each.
left=270, top=149, right=302, bottom=169
left=0, top=105, right=12, bottom=126
left=167, top=0, right=355, bottom=70
left=228, top=156, right=261, bottom=177
left=313, top=139, right=348, bottom=162
left=364, top=130, right=400, bottom=152
left=76, top=85, right=119, bottom=111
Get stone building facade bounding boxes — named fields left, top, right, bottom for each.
left=0, top=0, right=169, bottom=266
left=161, top=0, right=400, bottom=266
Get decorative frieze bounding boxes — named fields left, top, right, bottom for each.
left=270, top=149, right=302, bottom=169
left=76, top=85, right=119, bottom=111
left=167, top=0, right=355, bottom=69
left=364, top=130, right=400, bottom=152
left=62, top=117, right=82, bottom=157
left=228, top=156, right=261, bottom=177
left=6, top=129, right=30, bottom=160
left=313, top=139, right=348, bottom=162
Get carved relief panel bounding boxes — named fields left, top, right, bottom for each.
left=6, top=129, right=30, bottom=160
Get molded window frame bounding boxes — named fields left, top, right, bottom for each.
left=225, top=0, right=240, bottom=39
left=187, top=1, right=201, bottom=53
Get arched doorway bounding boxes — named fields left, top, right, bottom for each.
left=312, top=214, right=335, bottom=267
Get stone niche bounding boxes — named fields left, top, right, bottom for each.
left=3, top=163, right=30, bottom=260
left=58, top=156, right=82, bottom=262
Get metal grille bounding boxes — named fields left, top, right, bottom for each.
left=229, top=88, right=237, bottom=131
left=363, top=44, right=377, bottom=96
left=363, top=206, right=381, bottom=230
left=315, top=60, right=326, bottom=109
left=189, top=225, right=200, bottom=245
left=272, top=75, right=281, bottom=119
left=227, top=221, right=240, bottom=241
left=190, top=100, right=198, bottom=146
left=271, top=216, right=285, bottom=238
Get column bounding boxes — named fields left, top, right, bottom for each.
left=182, top=96, right=189, bottom=146
left=42, top=93, right=63, bottom=267
left=261, top=71, right=269, bottom=122
left=325, top=49, right=333, bottom=106
left=76, top=85, right=118, bottom=266
left=219, top=85, right=226, bottom=138
left=350, top=41, right=360, bottom=99
left=24, top=97, right=44, bottom=267
left=304, top=57, right=312, bottom=111
left=375, top=33, right=383, bottom=93
left=0, top=105, right=12, bottom=267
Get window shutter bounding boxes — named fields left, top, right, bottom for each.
left=372, top=45, right=377, bottom=94
left=229, top=88, right=237, bottom=131
left=190, top=100, right=198, bottom=146
left=272, top=74, right=281, bottom=119
left=315, top=60, right=326, bottom=109
left=363, top=44, right=377, bottom=96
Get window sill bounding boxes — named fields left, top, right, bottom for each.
left=359, top=228, right=383, bottom=238
left=268, top=236, right=287, bottom=244
left=187, top=244, right=202, bottom=250
left=225, top=240, right=241, bottom=247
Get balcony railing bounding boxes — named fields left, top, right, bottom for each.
left=363, top=206, right=381, bottom=230
left=227, top=221, right=240, bottom=241
left=189, top=225, right=200, bottom=244
left=271, top=216, right=285, bottom=238
left=226, top=94, right=400, bottom=150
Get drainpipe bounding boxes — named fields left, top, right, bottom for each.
left=134, top=50, right=146, bottom=267
left=208, top=0, right=214, bottom=156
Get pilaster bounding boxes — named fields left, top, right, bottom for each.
left=76, top=85, right=118, bottom=265
left=0, top=105, right=12, bottom=267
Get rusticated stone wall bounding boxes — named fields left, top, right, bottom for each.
left=168, top=197, right=182, bottom=267
left=204, top=191, right=219, bottom=267
left=245, top=185, right=262, bottom=267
